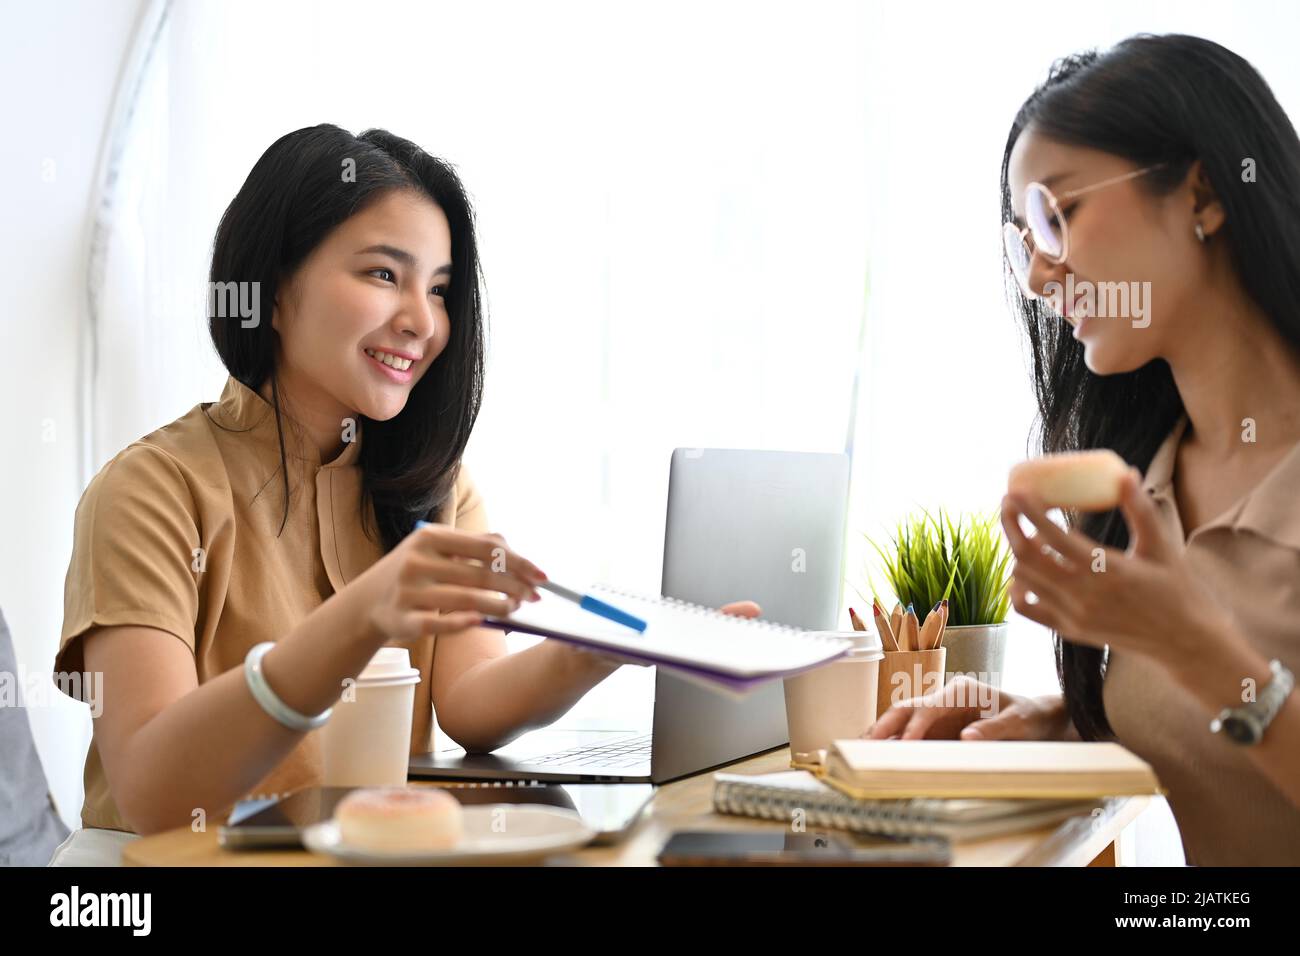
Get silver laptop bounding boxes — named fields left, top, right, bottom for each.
left=407, top=448, right=850, bottom=784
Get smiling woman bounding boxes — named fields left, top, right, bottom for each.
left=207, top=126, right=482, bottom=548
left=48, top=125, right=761, bottom=863
left=870, top=35, right=1300, bottom=866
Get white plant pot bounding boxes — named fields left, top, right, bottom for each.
left=940, top=623, right=1008, bottom=689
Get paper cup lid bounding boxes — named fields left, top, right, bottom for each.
left=358, top=646, right=421, bottom=683
left=810, top=629, right=884, bottom=661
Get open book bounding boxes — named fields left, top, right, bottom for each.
left=822, top=739, right=1164, bottom=800
left=483, top=585, right=851, bottom=694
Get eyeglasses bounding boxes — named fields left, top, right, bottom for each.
left=1003, top=163, right=1166, bottom=299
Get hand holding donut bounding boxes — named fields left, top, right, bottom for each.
left=1002, top=453, right=1231, bottom=667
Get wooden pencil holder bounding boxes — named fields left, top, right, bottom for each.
left=876, top=647, right=947, bottom=718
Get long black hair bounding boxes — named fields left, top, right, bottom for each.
left=208, top=124, right=486, bottom=554
left=1000, top=34, right=1300, bottom=740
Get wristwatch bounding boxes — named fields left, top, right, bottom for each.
left=1209, top=659, right=1294, bottom=745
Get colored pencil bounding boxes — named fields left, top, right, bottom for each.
left=871, top=599, right=899, bottom=652
left=919, top=600, right=941, bottom=651
left=901, top=603, right=919, bottom=652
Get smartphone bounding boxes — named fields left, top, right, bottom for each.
left=656, top=829, right=951, bottom=866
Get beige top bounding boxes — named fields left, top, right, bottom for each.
left=54, top=375, right=485, bottom=833
left=1103, top=413, right=1300, bottom=865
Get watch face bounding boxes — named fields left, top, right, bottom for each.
left=1221, top=715, right=1258, bottom=745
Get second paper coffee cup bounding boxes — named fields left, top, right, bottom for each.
left=322, top=646, right=421, bottom=787
left=783, top=629, right=884, bottom=764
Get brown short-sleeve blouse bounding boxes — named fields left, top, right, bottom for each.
left=54, top=375, right=484, bottom=832
left=1103, top=413, right=1300, bottom=865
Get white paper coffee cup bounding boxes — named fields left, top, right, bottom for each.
left=321, top=646, right=421, bottom=787
left=783, top=630, right=884, bottom=764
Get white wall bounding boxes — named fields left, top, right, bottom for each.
left=0, top=0, right=148, bottom=828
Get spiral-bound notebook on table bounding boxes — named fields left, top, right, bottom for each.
left=483, top=585, right=852, bottom=694
left=712, top=770, right=1098, bottom=841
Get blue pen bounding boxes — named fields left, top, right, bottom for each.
left=537, top=581, right=647, bottom=633
left=414, top=521, right=646, bottom=632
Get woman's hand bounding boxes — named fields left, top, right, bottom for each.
left=362, top=524, right=547, bottom=644
left=1001, top=466, right=1230, bottom=666
left=867, top=675, right=1072, bottom=740
left=718, top=600, right=762, bottom=619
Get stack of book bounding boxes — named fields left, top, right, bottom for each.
left=713, top=740, right=1162, bottom=840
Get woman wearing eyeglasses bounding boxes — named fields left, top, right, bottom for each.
left=871, top=34, right=1300, bottom=865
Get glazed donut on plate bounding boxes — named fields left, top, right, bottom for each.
left=334, top=787, right=463, bottom=852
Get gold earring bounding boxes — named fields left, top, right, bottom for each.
left=1195, top=222, right=1206, bottom=243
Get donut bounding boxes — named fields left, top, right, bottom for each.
left=1007, top=449, right=1130, bottom=511
left=335, top=787, right=463, bottom=852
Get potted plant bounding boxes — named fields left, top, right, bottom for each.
left=860, top=508, right=1012, bottom=688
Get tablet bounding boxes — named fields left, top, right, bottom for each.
left=217, top=782, right=654, bottom=850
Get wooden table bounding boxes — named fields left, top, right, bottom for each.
left=123, top=746, right=1148, bottom=866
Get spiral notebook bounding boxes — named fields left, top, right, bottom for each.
left=483, top=585, right=852, bottom=694
left=712, top=770, right=1098, bottom=841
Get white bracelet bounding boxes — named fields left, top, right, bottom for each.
left=243, top=642, right=333, bottom=732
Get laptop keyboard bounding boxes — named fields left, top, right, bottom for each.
left=524, top=733, right=654, bottom=770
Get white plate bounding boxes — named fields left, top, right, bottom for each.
left=301, top=804, right=596, bottom=865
